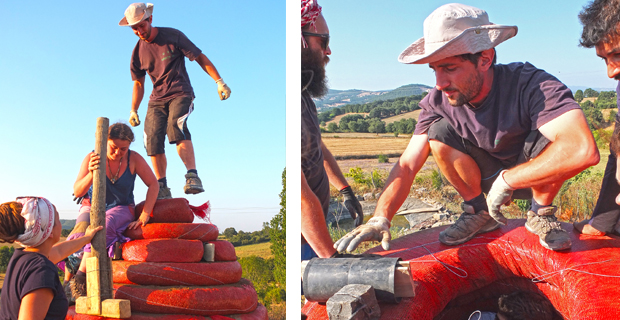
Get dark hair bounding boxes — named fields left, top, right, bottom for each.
left=457, top=49, right=497, bottom=66
left=611, top=121, right=620, bottom=156
left=0, top=202, right=25, bottom=244
left=498, top=291, right=554, bottom=320
left=108, top=122, right=135, bottom=142
left=579, top=0, right=620, bottom=48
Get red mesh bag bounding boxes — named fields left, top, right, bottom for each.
left=302, top=219, right=620, bottom=320
left=206, top=240, right=237, bottom=261
left=65, top=303, right=268, bottom=319
left=124, top=223, right=219, bottom=241
left=122, top=239, right=204, bottom=263
left=112, top=260, right=242, bottom=286
left=112, top=279, right=258, bottom=316
left=134, top=198, right=211, bottom=223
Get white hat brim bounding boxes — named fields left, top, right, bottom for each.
left=118, top=4, right=154, bottom=27
left=398, top=25, right=517, bottom=64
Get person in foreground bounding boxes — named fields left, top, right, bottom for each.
left=301, top=0, right=365, bottom=260
left=69, top=122, right=159, bottom=298
left=574, top=0, right=620, bottom=235
left=0, top=197, right=102, bottom=320
left=334, top=3, right=599, bottom=253
left=119, top=2, right=231, bottom=199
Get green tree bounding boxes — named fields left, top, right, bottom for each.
left=223, top=227, right=237, bottom=239
left=584, top=88, right=599, bottom=98
left=0, top=247, right=15, bottom=273
left=327, top=122, right=338, bottom=133
left=269, top=168, right=286, bottom=287
left=574, top=89, right=584, bottom=102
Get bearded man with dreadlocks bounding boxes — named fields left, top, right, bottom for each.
left=301, top=0, right=365, bottom=260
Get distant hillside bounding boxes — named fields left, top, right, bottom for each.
left=314, top=84, right=432, bottom=110
left=61, top=219, right=76, bottom=230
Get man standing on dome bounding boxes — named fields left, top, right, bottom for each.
left=119, top=2, right=231, bottom=199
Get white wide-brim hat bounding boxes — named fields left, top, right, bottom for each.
left=398, top=3, right=517, bottom=64
left=119, top=3, right=154, bottom=27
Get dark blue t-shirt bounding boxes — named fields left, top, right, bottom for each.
left=0, top=249, right=67, bottom=320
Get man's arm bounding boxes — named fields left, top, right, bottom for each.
left=321, top=142, right=349, bottom=190
left=301, top=170, right=337, bottom=258
left=195, top=54, right=230, bottom=100
left=333, top=134, right=431, bottom=252
left=195, top=53, right=223, bottom=81
left=503, top=109, right=600, bottom=188
left=132, top=76, right=145, bottom=113
left=374, top=134, right=432, bottom=220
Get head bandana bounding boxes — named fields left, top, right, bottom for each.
left=301, top=0, right=322, bottom=48
left=15, top=197, right=55, bottom=248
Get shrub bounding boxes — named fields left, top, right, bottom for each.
left=378, top=154, right=389, bottom=163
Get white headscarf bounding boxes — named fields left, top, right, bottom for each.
left=15, top=197, right=55, bottom=248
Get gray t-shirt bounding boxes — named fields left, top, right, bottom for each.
left=415, top=62, right=580, bottom=162
left=130, top=27, right=202, bottom=102
left=301, top=91, right=330, bottom=244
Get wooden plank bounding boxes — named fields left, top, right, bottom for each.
left=90, top=117, right=114, bottom=301
left=394, top=261, right=415, bottom=298
left=395, top=207, right=440, bottom=216
left=102, top=299, right=132, bottom=318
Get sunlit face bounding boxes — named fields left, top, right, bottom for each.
left=429, top=56, right=485, bottom=106
left=305, top=14, right=331, bottom=67
left=595, top=35, right=620, bottom=80
left=131, top=18, right=152, bottom=41
left=107, top=139, right=131, bottom=161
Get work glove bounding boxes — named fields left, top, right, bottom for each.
left=333, top=216, right=391, bottom=253
left=72, top=193, right=83, bottom=205
left=330, top=252, right=382, bottom=259
left=486, top=170, right=514, bottom=225
left=129, top=110, right=140, bottom=127
left=216, top=78, right=231, bottom=100
left=340, top=186, right=364, bottom=227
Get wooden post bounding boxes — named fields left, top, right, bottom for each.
left=76, top=117, right=131, bottom=318
left=90, top=117, right=113, bottom=300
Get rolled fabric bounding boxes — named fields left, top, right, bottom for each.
left=15, top=197, right=55, bottom=248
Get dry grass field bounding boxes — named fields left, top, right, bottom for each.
left=322, top=134, right=411, bottom=157
left=0, top=273, right=4, bottom=289
left=234, top=242, right=273, bottom=259
left=323, top=112, right=369, bottom=127
left=382, top=109, right=421, bottom=124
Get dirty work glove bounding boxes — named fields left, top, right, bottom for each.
left=72, top=193, right=83, bottom=205
left=486, top=170, right=514, bottom=225
left=333, top=216, right=391, bottom=253
left=330, top=252, right=382, bottom=259
left=216, top=78, right=231, bottom=100
left=129, top=110, right=140, bottom=127
left=340, top=186, right=364, bottom=227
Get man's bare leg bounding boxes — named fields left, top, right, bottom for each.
left=429, top=140, right=482, bottom=201
left=151, top=154, right=172, bottom=199
left=177, top=140, right=203, bottom=194
left=176, top=140, right=196, bottom=170
left=151, top=153, right=168, bottom=180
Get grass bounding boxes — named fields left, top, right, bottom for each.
left=322, top=134, right=410, bottom=157
left=0, top=273, right=4, bottom=289
left=382, top=109, right=421, bottom=124
left=234, top=242, right=273, bottom=259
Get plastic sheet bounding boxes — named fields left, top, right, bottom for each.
left=124, top=223, right=219, bottom=241
left=112, top=260, right=242, bottom=286
left=302, top=219, right=620, bottom=319
left=122, top=239, right=204, bottom=263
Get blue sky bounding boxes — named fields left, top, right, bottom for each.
left=0, top=1, right=285, bottom=232
left=320, top=0, right=618, bottom=92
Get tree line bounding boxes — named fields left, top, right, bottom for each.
left=320, top=94, right=426, bottom=134
left=576, top=88, right=617, bottom=130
